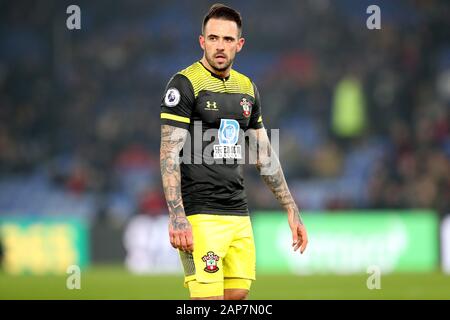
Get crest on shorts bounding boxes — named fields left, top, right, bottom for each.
left=202, top=251, right=220, bottom=273
left=240, top=98, right=252, bottom=118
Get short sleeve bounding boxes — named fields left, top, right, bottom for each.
left=160, top=74, right=195, bottom=129
left=247, top=82, right=264, bottom=130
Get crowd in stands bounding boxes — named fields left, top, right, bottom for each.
left=0, top=0, right=448, bottom=222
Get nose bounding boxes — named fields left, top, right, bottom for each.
left=216, top=39, right=225, bottom=51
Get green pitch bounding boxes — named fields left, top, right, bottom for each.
left=0, top=265, right=449, bottom=299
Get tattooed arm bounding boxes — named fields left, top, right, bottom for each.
left=248, top=128, right=308, bottom=254
left=160, top=124, right=193, bottom=253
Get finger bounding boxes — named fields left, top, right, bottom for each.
left=300, top=228, right=308, bottom=254
left=180, top=233, right=188, bottom=252
left=292, top=226, right=299, bottom=247
left=186, top=231, right=194, bottom=253
left=294, top=227, right=302, bottom=251
left=300, top=242, right=307, bottom=254
left=294, top=240, right=302, bottom=251
left=174, top=233, right=181, bottom=250
left=169, top=232, right=177, bottom=249
left=294, top=241, right=302, bottom=252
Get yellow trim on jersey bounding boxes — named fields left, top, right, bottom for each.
left=257, top=116, right=262, bottom=123
left=178, top=62, right=255, bottom=98
left=160, top=113, right=190, bottom=124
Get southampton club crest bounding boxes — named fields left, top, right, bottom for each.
left=202, top=251, right=220, bottom=273
left=240, top=98, right=252, bottom=118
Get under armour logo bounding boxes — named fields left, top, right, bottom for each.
left=205, top=101, right=219, bottom=111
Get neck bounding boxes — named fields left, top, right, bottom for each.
left=200, top=57, right=231, bottom=78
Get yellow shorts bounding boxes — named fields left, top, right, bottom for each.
left=179, top=214, right=256, bottom=298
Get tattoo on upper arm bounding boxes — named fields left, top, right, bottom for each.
left=160, top=125, right=189, bottom=230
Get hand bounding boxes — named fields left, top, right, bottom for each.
left=169, top=216, right=194, bottom=253
left=288, top=210, right=308, bottom=254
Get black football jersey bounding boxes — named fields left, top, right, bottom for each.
left=161, top=61, right=264, bottom=216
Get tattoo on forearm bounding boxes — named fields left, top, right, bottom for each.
left=258, top=165, right=303, bottom=225
left=160, top=125, right=189, bottom=230
left=250, top=129, right=303, bottom=225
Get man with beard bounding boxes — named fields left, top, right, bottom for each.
left=160, top=3, right=308, bottom=300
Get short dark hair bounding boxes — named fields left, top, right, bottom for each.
left=202, top=3, right=242, bottom=36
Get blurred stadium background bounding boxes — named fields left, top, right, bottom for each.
left=0, top=0, right=449, bottom=299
